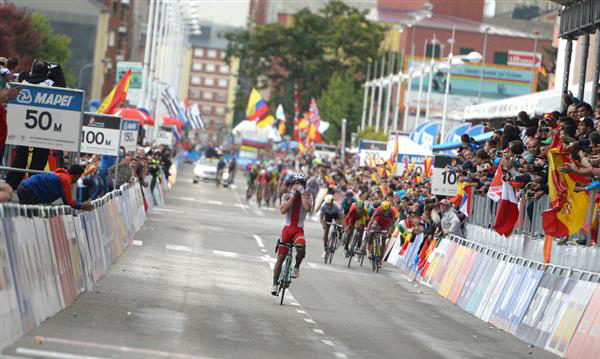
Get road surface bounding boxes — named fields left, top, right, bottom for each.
left=3, top=166, right=557, bottom=359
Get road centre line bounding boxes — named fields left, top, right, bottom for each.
left=208, top=200, right=223, bottom=205
left=165, top=244, right=192, bottom=252
left=16, top=348, right=104, bottom=359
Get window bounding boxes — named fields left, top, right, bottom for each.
left=205, top=77, right=215, bottom=86
left=460, top=48, right=475, bottom=55
left=215, top=92, right=227, bottom=102
left=194, top=48, right=204, bottom=57
left=205, top=63, right=216, bottom=72
left=220, top=51, right=226, bottom=59
left=425, top=44, right=441, bottom=58
left=493, top=51, right=508, bottom=65
left=218, top=78, right=228, bottom=88
left=189, top=88, right=200, bottom=100
left=202, top=105, right=212, bottom=113
left=215, top=107, right=225, bottom=115
left=207, top=49, right=217, bottom=58
left=108, top=31, right=116, bottom=47
left=192, top=62, right=202, bottom=71
left=219, top=65, right=229, bottom=74
left=191, top=76, right=201, bottom=85
left=203, top=91, right=213, bottom=100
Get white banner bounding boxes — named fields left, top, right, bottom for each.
left=120, top=119, right=139, bottom=153
left=431, top=155, right=460, bottom=196
left=6, top=83, right=84, bottom=152
left=80, top=113, right=121, bottom=156
left=155, top=125, right=173, bottom=146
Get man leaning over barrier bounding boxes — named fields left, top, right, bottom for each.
left=16, top=164, right=94, bottom=211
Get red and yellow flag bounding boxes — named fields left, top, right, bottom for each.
left=97, top=69, right=131, bottom=114
left=541, top=148, right=591, bottom=237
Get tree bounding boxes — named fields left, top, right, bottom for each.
left=319, top=71, right=362, bottom=143
left=226, top=0, right=387, bottom=133
left=355, top=126, right=388, bottom=145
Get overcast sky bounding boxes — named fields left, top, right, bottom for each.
left=193, top=0, right=250, bottom=28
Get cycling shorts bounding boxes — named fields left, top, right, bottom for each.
left=322, top=212, right=340, bottom=223
left=279, top=226, right=305, bottom=255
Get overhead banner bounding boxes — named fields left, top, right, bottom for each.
left=155, top=125, right=174, bottom=146
left=120, top=119, right=140, bottom=153
left=81, top=113, right=121, bottom=156
left=6, top=83, right=84, bottom=152
left=431, top=155, right=460, bottom=196
left=116, top=61, right=142, bottom=105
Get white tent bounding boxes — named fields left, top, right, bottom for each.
left=387, top=135, right=432, bottom=157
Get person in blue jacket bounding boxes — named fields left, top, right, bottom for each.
left=16, top=164, right=94, bottom=210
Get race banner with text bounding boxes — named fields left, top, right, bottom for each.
left=6, top=83, right=84, bottom=152
left=81, top=112, right=121, bottom=156
left=120, top=119, right=140, bottom=153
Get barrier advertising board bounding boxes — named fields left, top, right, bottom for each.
left=432, top=155, right=460, bottom=196
left=81, top=113, right=121, bottom=156
left=565, top=284, right=600, bottom=359
left=456, top=253, right=489, bottom=309
left=120, top=119, right=140, bottom=152
left=6, top=83, right=84, bottom=152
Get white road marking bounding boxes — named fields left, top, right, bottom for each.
left=229, top=185, right=250, bottom=214
left=208, top=200, right=223, bottom=205
left=132, top=240, right=143, bottom=246
left=322, top=339, right=335, bottom=346
left=296, top=309, right=306, bottom=314
left=261, top=249, right=267, bottom=252
left=212, top=250, right=239, bottom=258
left=153, top=208, right=184, bottom=213
left=313, top=329, right=324, bottom=335
left=264, top=207, right=276, bottom=211
left=16, top=348, right=105, bottom=359
left=335, top=353, right=348, bottom=359
left=307, top=263, right=318, bottom=269
left=165, top=244, right=192, bottom=252
left=234, top=203, right=249, bottom=209
left=230, top=184, right=237, bottom=189
left=253, top=234, right=265, bottom=248
left=303, top=318, right=315, bottom=324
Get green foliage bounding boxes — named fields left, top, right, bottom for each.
left=355, top=126, right=388, bottom=145
left=30, top=12, right=74, bottom=85
left=225, top=0, right=387, bottom=136
left=319, top=71, right=362, bottom=143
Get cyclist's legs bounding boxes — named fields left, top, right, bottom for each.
left=322, top=221, right=330, bottom=250
left=343, top=226, right=354, bottom=250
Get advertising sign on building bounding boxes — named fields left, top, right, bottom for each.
left=120, top=119, right=140, bottom=152
left=507, top=50, right=542, bottom=68
left=6, top=83, right=84, bottom=152
left=116, top=61, right=143, bottom=105
left=80, top=112, right=121, bottom=156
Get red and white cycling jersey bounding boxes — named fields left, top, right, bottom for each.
left=281, top=191, right=313, bottom=228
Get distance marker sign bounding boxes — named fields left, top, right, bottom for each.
left=6, top=83, right=84, bottom=152
left=431, top=154, right=461, bottom=196
left=120, top=119, right=139, bottom=152
left=80, top=112, right=121, bottom=156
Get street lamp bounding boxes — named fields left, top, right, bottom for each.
left=478, top=26, right=490, bottom=103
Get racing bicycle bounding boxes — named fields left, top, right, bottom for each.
left=369, top=230, right=387, bottom=273
left=324, top=223, right=342, bottom=264
left=276, top=241, right=295, bottom=306
left=346, top=227, right=364, bottom=268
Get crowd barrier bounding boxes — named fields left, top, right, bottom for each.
left=385, top=232, right=600, bottom=358
left=467, top=194, right=600, bottom=273
left=0, top=180, right=163, bottom=350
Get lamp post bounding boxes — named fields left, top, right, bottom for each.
left=415, top=39, right=428, bottom=129
left=478, top=26, right=490, bottom=103
left=368, top=60, right=378, bottom=127
left=360, top=63, right=371, bottom=131
left=425, top=34, right=438, bottom=122
left=530, top=31, right=539, bottom=94
left=375, top=53, right=386, bottom=132
left=383, top=51, right=395, bottom=134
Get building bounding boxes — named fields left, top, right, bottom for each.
left=249, top=0, right=375, bottom=25
left=187, top=25, right=241, bottom=143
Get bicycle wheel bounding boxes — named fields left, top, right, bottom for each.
left=347, top=236, right=355, bottom=268
left=371, top=236, right=378, bottom=272
left=328, top=231, right=337, bottom=264
left=279, top=258, right=290, bottom=306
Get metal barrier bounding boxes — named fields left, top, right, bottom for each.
left=466, top=193, right=600, bottom=273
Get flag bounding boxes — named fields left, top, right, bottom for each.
left=161, top=86, right=185, bottom=122
left=459, top=186, right=472, bottom=217
left=307, top=98, right=321, bottom=145
left=246, top=88, right=269, bottom=121
left=488, top=164, right=503, bottom=202
left=424, top=156, right=432, bottom=177
left=403, top=156, right=409, bottom=177
left=257, top=114, right=275, bottom=129
left=294, top=83, right=300, bottom=124
left=389, top=133, right=399, bottom=173
left=276, top=104, right=286, bottom=135
left=97, top=69, right=131, bottom=114
left=189, top=103, right=205, bottom=129
left=493, top=181, right=520, bottom=237
left=541, top=148, right=591, bottom=237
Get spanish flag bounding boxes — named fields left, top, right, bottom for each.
left=542, top=148, right=591, bottom=237
left=97, top=69, right=131, bottom=114
left=246, top=88, right=269, bottom=121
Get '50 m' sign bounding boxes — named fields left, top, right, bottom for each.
left=6, top=83, right=84, bottom=152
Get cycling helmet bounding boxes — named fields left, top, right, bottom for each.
left=324, top=194, right=334, bottom=204
left=292, top=173, right=307, bottom=184
left=345, top=190, right=354, bottom=198
left=381, top=201, right=391, bottom=211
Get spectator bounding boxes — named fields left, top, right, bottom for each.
left=438, top=199, right=464, bottom=237
left=108, top=154, right=133, bottom=188
left=0, top=181, right=12, bottom=202
left=16, top=164, right=93, bottom=210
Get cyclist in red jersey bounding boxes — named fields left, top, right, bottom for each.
left=363, top=201, right=397, bottom=266
left=255, top=169, right=268, bottom=207
left=271, top=173, right=313, bottom=295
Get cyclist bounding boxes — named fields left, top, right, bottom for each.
left=271, top=173, right=312, bottom=295
left=341, top=190, right=356, bottom=217
left=216, top=157, right=226, bottom=186
left=246, top=166, right=259, bottom=202
left=343, top=199, right=369, bottom=253
left=319, top=194, right=342, bottom=258
left=364, top=200, right=397, bottom=268
left=255, top=169, right=268, bottom=207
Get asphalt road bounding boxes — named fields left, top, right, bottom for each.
left=3, top=166, right=558, bottom=359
